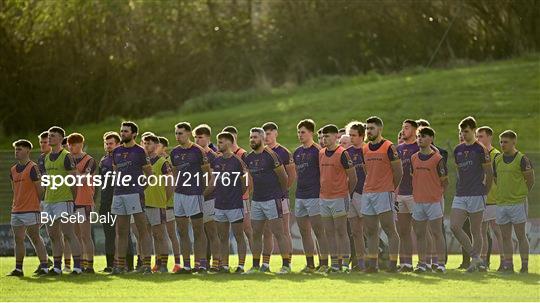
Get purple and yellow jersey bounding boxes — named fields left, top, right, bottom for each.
left=293, top=143, right=321, bottom=199
left=208, top=142, right=218, bottom=153
left=347, top=145, right=366, bottom=194
left=397, top=142, right=420, bottom=195
left=213, top=154, right=247, bottom=210
left=244, top=147, right=283, bottom=201
left=454, top=141, right=491, bottom=196
left=204, top=147, right=218, bottom=201
left=112, top=144, right=150, bottom=196
left=271, top=144, right=293, bottom=199
left=170, top=143, right=209, bottom=196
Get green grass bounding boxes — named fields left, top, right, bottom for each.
left=0, top=255, right=539, bottom=302
left=1, top=55, right=539, bottom=221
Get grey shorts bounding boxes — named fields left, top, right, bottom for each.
left=145, top=207, right=167, bottom=226
left=11, top=212, right=40, bottom=227
left=483, top=204, right=497, bottom=222
left=452, top=195, right=486, bottom=214
left=251, top=199, right=283, bottom=221
left=74, top=205, right=93, bottom=222
left=412, top=202, right=443, bottom=221
left=320, top=197, right=347, bottom=218
left=295, top=198, right=321, bottom=217
left=44, top=201, right=75, bottom=221
left=203, top=199, right=215, bottom=223
left=347, top=192, right=363, bottom=218
left=282, top=198, right=290, bottom=215
left=112, top=193, right=144, bottom=216
left=496, top=201, right=528, bottom=225
left=361, top=192, right=394, bottom=216
left=174, top=193, right=203, bottom=217
left=214, top=208, right=244, bottom=223
left=396, top=195, right=415, bottom=214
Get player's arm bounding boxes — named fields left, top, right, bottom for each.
left=437, top=158, right=449, bottom=192
left=521, top=155, right=535, bottom=192
left=481, top=148, right=494, bottom=194
left=346, top=167, right=357, bottom=195
left=285, top=162, right=296, bottom=189
left=162, top=161, right=174, bottom=201
left=65, top=154, right=78, bottom=201
left=389, top=144, right=403, bottom=189
left=274, top=165, right=288, bottom=194
left=203, top=170, right=216, bottom=198
left=239, top=159, right=249, bottom=195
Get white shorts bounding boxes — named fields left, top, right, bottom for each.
left=320, top=197, right=347, bottom=218
left=145, top=207, right=167, bottom=226
left=412, top=202, right=443, bottom=221
left=396, top=195, right=415, bottom=214
left=74, top=205, right=93, bottom=222
left=174, top=193, right=203, bottom=217
left=11, top=212, right=40, bottom=227
left=295, top=198, right=321, bottom=217
left=214, top=208, right=244, bottom=223
left=111, top=193, right=144, bottom=216
left=243, top=199, right=251, bottom=214
left=282, top=198, right=290, bottom=215
left=483, top=204, right=497, bottom=222
left=203, top=199, right=215, bottom=223
left=252, top=199, right=283, bottom=221
left=361, top=192, right=394, bottom=216
left=44, top=201, right=75, bottom=221
left=166, top=208, right=175, bottom=222
left=452, top=195, right=486, bottom=214
left=347, top=192, right=363, bottom=218
left=496, top=201, right=528, bottom=225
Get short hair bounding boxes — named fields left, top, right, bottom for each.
left=217, top=132, right=234, bottom=143
left=418, top=127, right=435, bottom=138
left=459, top=116, right=477, bottom=130
left=121, top=121, right=139, bottom=134
left=141, top=131, right=155, bottom=138
left=103, top=131, right=121, bottom=143
left=12, top=139, right=33, bottom=149
left=142, top=134, right=160, bottom=143
left=297, top=119, right=315, bottom=132
left=403, top=119, right=418, bottom=128
left=158, top=136, right=169, bottom=147
left=477, top=126, right=493, bottom=137
left=175, top=122, right=192, bottom=132
left=262, top=122, right=278, bottom=131
left=346, top=121, right=365, bottom=135
left=48, top=126, right=65, bottom=138
left=338, top=128, right=346, bottom=134
left=222, top=126, right=238, bottom=135
left=416, top=119, right=430, bottom=127
left=366, top=116, right=383, bottom=127
left=62, top=137, right=68, bottom=145
left=321, top=124, right=339, bottom=134
left=499, top=130, right=517, bottom=140
left=250, top=127, right=266, bottom=137
left=67, top=133, right=85, bottom=144
left=193, top=124, right=211, bottom=137
left=317, top=128, right=323, bottom=135
left=38, top=131, right=49, bottom=140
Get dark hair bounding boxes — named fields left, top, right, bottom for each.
left=62, top=137, right=68, bottom=145
left=366, top=116, right=384, bottom=127
left=158, top=136, right=169, bottom=147
left=121, top=121, right=139, bottom=134
left=48, top=126, right=65, bottom=138
left=193, top=124, right=211, bottom=136
left=262, top=122, right=278, bottom=131
left=418, top=127, right=435, bottom=138
left=104, top=131, right=121, bottom=143
left=297, top=119, right=315, bottom=132
left=175, top=122, right=192, bottom=132
left=499, top=130, right=517, bottom=140
left=67, top=133, right=85, bottom=144
left=217, top=132, right=234, bottom=143
left=142, top=134, right=160, bottom=143
left=403, top=119, right=418, bottom=128
left=141, top=131, right=155, bottom=138
left=416, top=119, right=430, bottom=127
left=321, top=124, right=339, bottom=134
left=317, top=128, right=323, bottom=135
left=477, top=126, right=493, bottom=136
left=250, top=127, right=265, bottom=136
left=338, top=128, right=346, bottom=133
left=459, top=116, right=477, bottom=130
left=222, top=126, right=238, bottom=134
left=12, top=139, right=33, bottom=149
left=39, top=131, right=49, bottom=140
left=346, top=121, right=365, bottom=135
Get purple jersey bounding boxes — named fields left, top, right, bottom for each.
left=204, top=148, right=218, bottom=201
left=347, top=146, right=366, bottom=194
left=397, top=142, right=420, bottom=195
left=37, top=153, right=47, bottom=175
left=454, top=141, right=490, bottom=196
left=112, top=144, right=150, bottom=196
left=245, top=147, right=283, bottom=201
left=170, top=143, right=209, bottom=195
left=271, top=144, right=293, bottom=199
left=293, top=144, right=321, bottom=199
left=213, top=154, right=246, bottom=210
left=99, top=153, right=115, bottom=203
